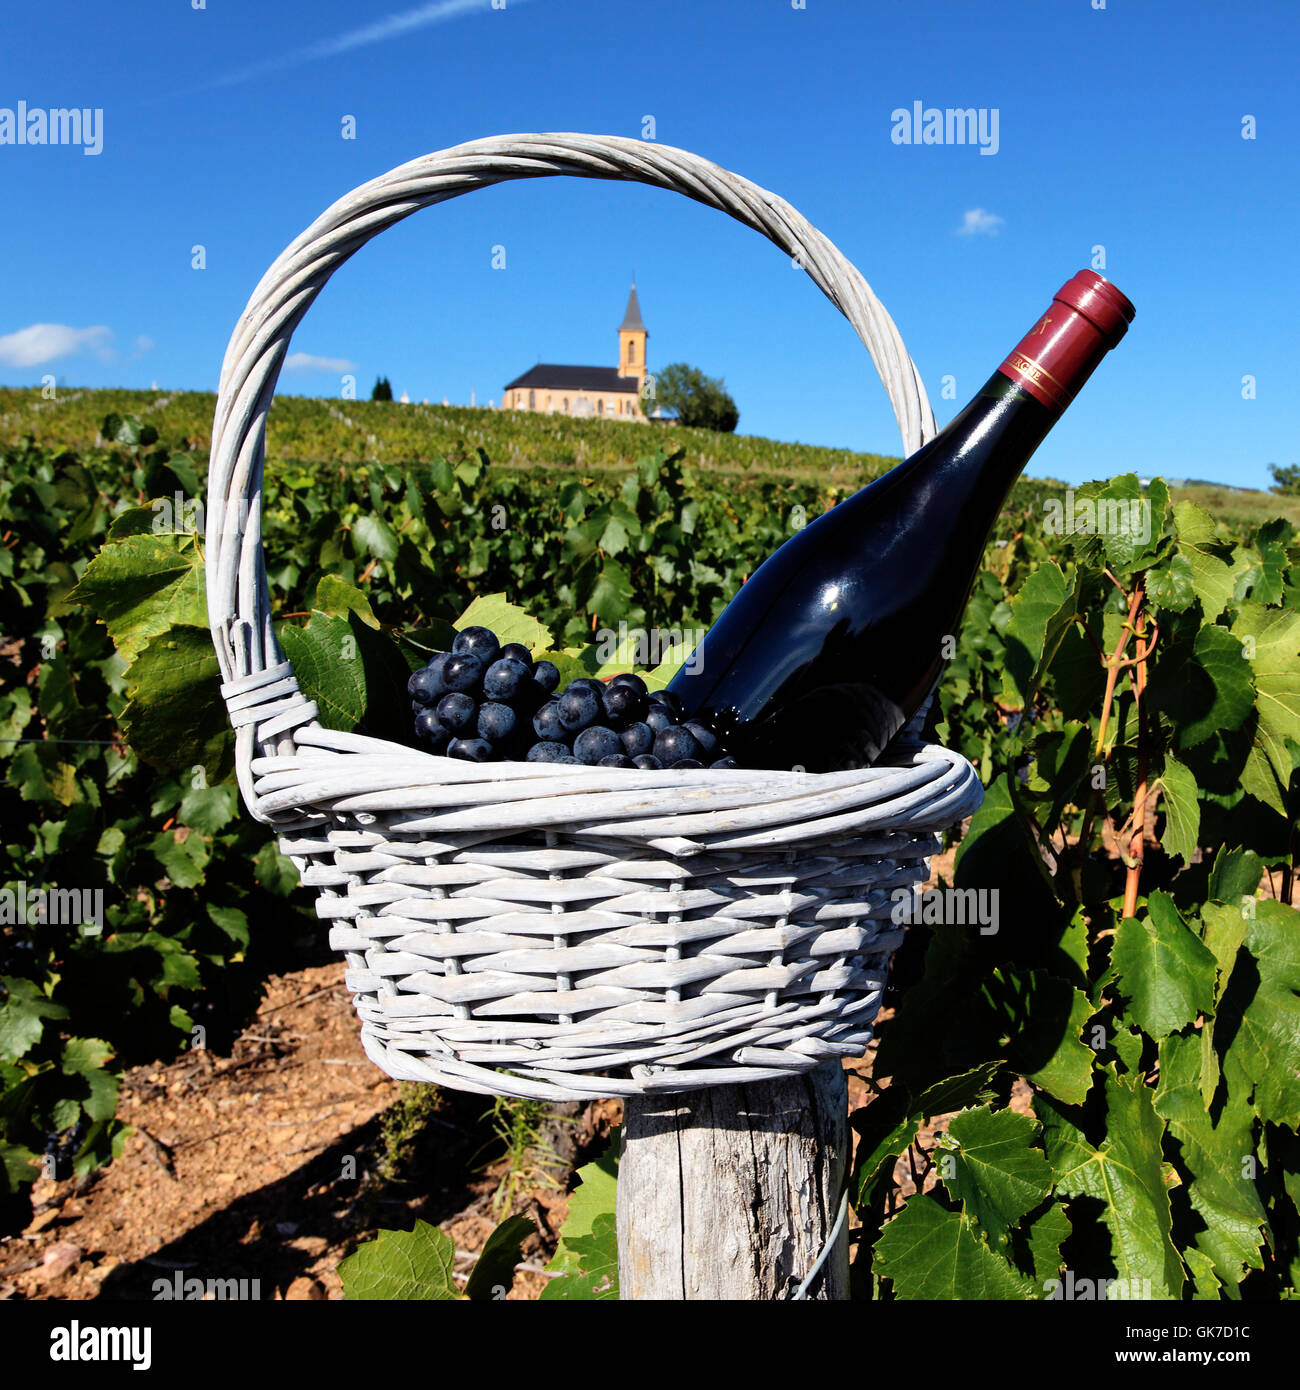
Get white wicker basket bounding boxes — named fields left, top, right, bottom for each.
left=205, top=133, right=983, bottom=1101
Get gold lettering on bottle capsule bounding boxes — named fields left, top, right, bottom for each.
left=1029, top=314, right=1053, bottom=336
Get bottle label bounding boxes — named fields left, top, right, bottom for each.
left=996, top=304, right=1111, bottom=414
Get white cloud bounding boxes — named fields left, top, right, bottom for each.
left=0, top=323, right=113, bottom=367
left=132, top=335, right=155, bottom=358
left=284, top=352, right=356, bottom=373
left=957, top=208, right=1005, bottom=237
left=206, top=0, right=524, bottom=91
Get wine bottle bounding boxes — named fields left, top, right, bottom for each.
left=668, top=270, right=1135, bottom=773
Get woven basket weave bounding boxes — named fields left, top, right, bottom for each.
left=206, top=133, right=983, bottom=1101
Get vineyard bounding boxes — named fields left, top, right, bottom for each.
left=1, top=394, right=1297, bottom=1300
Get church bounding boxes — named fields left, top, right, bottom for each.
left=502, top=286, right=651, bottom=419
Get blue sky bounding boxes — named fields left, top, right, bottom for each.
left=1, top=0, right=1295, bottom=487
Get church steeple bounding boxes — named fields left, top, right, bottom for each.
left=617, top=284, right=648, bottom=398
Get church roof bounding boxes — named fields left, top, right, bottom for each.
left=620, top=285, right=645, bottom=332
left=503, top=363, right=639, bottom=393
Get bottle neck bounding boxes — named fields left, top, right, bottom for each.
left=912, top=280, right=1129, bottom=496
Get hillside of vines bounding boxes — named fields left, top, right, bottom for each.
left=1, top=400, right=1297, bottom=1301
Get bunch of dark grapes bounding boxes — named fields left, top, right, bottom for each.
left=408, top=625, right=739, bottom=769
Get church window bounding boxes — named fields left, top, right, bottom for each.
left=529, top=389, right=535, bottom=409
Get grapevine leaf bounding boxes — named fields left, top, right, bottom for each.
left=978, top=968, right=1095, bottom=1105
left=1231, top=604, right=1300, bottom=792
left=1174, top=501, right=1236, bottom=621
left=279, top=613, right=366, bottom=731
left=1157, top=754, right=1200, bottom=863
left=0, top=1141, right=40, bottom=1193
left=454, top=593, right=553, bottom=655
left=1146, top=552, right=1196, bottom=612
left=542, top=1128, right=619, bottom=1300
left=873, top=1194, right=1038, bottom=1300
left=1184, top=1247, right=1224, bottom=1300
left=464, top=1213, right=535, bottom=1301
left=67, top=531, right=207, bottom=665
left=1026, top=1202, right=1071, bottom=1289
left=1174, top=625, right=1255, bottom=750
left=912, top=1061, right=1003, bottom=1118
left=313, top=575, right=380, bottom=629
left=940, top=1107, right=1053, bottom=1239
left=60, top=1037, right=118, bottom=1122
left=0, top=977, right=69, bottom=1061
left=1219, top=900, right=1300, bottom=1126
left=1110, top=892, right=1216, bottom=1039
left=1000, top=561, right=1077, bottom=709
left=350, top=515, right=398, bottom=563
left=178, top=782, right=240, bottom=835
left=538, top=1213, right=618, bottom=1300
left=337, top=1220, right=461, bottom=1300
left=1036, top=1070, right=1184, bottom=1298
left=1207, top=847, right=1264, bottom=907
left=1155, top=1030, right=1266, bottom=1286
left=120, top=625, right=232, bottom=780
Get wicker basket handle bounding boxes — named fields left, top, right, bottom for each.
left=205, top=132, right=936, bottom=780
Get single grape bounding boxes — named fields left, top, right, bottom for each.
left=557, top=686, right=601, bottom=733
left=452, top=626, right=501, bottom=664
left=525, top=740, right=569, bottom=762
left=407, top=667, right=441, bottom=707
left=607, top=673, right=648, bottom=694
left=441, top=652, right=484, bottom=695
left=497, top=641, right=533, bottom=666
left=602, top=684, right=647, bottom=726
left=620, top=721, right=653, bottom=757
left=683, top=720, right=717, bottom=755
left=566, top=677, right=604, bottom=695
left=532, top=701, right=567, bottom=742
left=477, top=701, right=517, bottom=743
left=447, top=737, right=495, bottom=762
left=648, top=689, right=685, bottom=718
left=653, top=725, right=702, bottom=765
left=645, top=707, right=676, bottom=734
left=710, top=755, right=740, bottom=769
left=483, top=656, right=531, bottom=701
left=574, top=725, right=623, bottom=764
left=532, top=660, right=560, bottom=694
left=414, top=709, right=449, bottom=750
left=598, top=753, right=635, bottom=768
left=672, top=757, right=704, bottom=769
left=436, top=691, right=477, bottom=734
left=632, top=753, right=663, bottom=770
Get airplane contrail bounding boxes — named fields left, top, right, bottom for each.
left=192, top=0, right=528, bottom=95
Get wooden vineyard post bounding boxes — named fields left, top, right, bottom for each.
left=616, top=1062, right=850, bottom=1300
